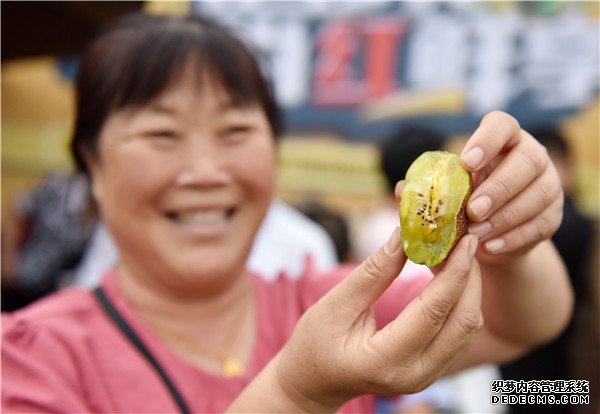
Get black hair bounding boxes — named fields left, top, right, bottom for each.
left=379, top=127, right=445, bottom=192
left=71, top=12, right=281, bottom=176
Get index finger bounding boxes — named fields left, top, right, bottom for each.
left=460, top=111, right=522, bottom=172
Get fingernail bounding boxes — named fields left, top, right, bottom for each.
left=469, top=195, right=492, bottom=219
left=468, top=235, right=478, bottom=258
left=384, top=227, right=402, bottom=255
left=395, top=180, right=405, bottom=198
left=462, top=147, right=485, bottom=169
left=485, top=238, right=505, bottom=254
left=468, top=221, right=492, bottom=238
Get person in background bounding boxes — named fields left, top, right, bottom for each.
left=1, top=171, right=97, bottom=310
left=500, top=127, right=598, bottom=414
left=2, top=12, right=572, bottom=413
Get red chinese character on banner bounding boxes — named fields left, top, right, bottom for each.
left=312, top=17, right=407, bottom=106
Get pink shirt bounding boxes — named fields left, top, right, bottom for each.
left=2, top=266, right=431, bottom=413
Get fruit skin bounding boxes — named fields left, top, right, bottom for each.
left=399, top=151, right=472, bottom=268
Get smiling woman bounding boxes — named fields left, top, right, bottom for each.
left=1, top=11, right=573, bottom=414
left=88, top=71, right=276, bottom=294
left=70, top=13, right=280, bottom=297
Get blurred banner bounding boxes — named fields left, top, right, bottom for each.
left=194, top=1, right=599, bottom=215
left=195, top=1, right=599, bottom=136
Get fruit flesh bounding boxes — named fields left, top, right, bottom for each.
left=399, top=151, right=471, bottom=267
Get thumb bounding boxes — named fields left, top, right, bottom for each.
left=325, top=227, right=407, bottom=317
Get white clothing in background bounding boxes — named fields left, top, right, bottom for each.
left=246, top=199, right=339, bottom=280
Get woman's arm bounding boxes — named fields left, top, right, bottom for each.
left=480, top=240, right=571, bottom=352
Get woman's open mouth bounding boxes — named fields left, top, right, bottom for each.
left=166, top=207, right=236, bottom=235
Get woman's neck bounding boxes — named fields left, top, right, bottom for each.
left=115, top=261, right=256, bottom=374
left=116, top=260, right=253, bottom=334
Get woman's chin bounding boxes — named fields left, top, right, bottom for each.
left=166, top=256, right=247, bottom=290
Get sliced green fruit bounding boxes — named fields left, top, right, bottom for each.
left=399, top=151, right=472, bottom=267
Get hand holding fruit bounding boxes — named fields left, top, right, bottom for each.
left=458, top=111, right=563, bottom=261
left=396, top=111, right=563, bottom=266
left=268, top=232, right=481, bottom=412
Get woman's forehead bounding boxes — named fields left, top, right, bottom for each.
left=154, top=75, right=250, bottom=112
left=151, top=60, right=253, bottom=107
left=111, top=79, right=259, bottom=124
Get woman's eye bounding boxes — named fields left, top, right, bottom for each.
left=146, top=130, right=177, bottom=139
left=224, top=126, right=251, bottom=140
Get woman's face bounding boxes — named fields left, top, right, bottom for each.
left=88, top=67, right=276, bottom=292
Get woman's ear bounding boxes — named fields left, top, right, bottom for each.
left=81, top=149, right=103, bottom=204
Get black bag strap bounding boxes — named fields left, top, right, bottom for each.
left=93, top=286, right=191, bottom=414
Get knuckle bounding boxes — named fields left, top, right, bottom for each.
left=515, top=225, right=530, bottom=246
left=490, top=203, right=517, bottom=231
left=537, top=210, right=558, bottom=239
left=484, top=110, right=511, bottom=125
left=361, top=253, right=386, bottom=283
left=368, top=357, right=423, bottom=395
left=406, top=359, right=435, bottom=393
left=374, top=364, right=408, bottom=392
left=534, top=220, right=547, bottom=242
left=523, top=142, right=549, bottom=175
left=420, top=296, right=451, bottom=327
left=548, top=168, right=564, bottom=200
left=535, top=176, right=554, bottom=208
left=492, top=174, right=516, bottom=203
left=529, top=188, right=550, bottom=219
left=410, top=381, right=429, bottom=395
left=536, top=140, right=549, bottom=160
left=524, top=171, right=561, bottom=221
left=554, top=196, right=565, bottom=227
left=455, top=311, right=484, bottom=336
left=484, top=111, right=520, bottom=133
left=506, top=225, right=528, bottom=250
left=412, top=373, right=435, bottom=394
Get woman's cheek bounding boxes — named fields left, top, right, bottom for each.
left=115, top=146, right=175, bottom=190
left=244, top=140, right=277, bottom=190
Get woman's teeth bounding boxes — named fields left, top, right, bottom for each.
left=173, top=210, right=228, bottom=225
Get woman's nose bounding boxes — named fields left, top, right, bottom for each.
left=174, top=139, right=230, bottom=187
